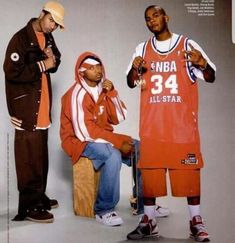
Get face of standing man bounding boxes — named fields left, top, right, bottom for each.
left=33, top=1, right=65, bottom=34
left=38, top=12, right=59, bottom=33
left=144, top=6, right=169, bottom=36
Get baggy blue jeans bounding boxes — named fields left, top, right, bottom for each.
left=81, top=139, right=143, bottom=216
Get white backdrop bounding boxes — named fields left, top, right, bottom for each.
left=0, top=1, right=234, bottom=241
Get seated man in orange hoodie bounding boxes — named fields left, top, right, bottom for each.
left=60, top=52, right=137, bottom=226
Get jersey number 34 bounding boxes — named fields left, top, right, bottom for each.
left=151, top=74, right=178, bottom=94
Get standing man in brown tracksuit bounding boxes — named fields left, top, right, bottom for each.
left=3, top=1, right=65, bottom=223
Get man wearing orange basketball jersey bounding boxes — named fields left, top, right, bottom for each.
left=126, top=5, right=216, bottom=242
left=4, top=2, right=65, bottom=223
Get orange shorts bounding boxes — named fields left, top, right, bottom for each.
left=141, top=169, right=200, bottom=197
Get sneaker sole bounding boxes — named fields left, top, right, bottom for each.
left=190, top=234, right=210, bottom=242
left=156, top=213, right=170, bottom=218
left=26, top=216, right=54, bottom=223
left=127, top=232, right=160, bottom=240
left=95, top=216, right=123, bottom=226
left=51, top=203, right=59, bottom=209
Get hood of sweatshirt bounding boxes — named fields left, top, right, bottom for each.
left=74, top=51, right=105, bottom=97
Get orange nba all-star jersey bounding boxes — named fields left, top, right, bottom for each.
left=139, top=35, right=203, bottom=169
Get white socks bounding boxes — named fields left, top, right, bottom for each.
left=144, top=204, right=200, bottom=220
left=188, top=205, right=200, bottom=219
left=144, top=205, right=156, bottom=219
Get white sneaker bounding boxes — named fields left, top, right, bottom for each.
left=96, top=211, right=123, bottom=226
left=155, top=205, right=170, bottom=218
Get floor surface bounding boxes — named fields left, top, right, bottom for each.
left=0, top=195, right=233, bottom=243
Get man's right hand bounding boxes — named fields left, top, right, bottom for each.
left=132, top=56, right=146, bottom=71
left=127, top=56, right=147, bottom=88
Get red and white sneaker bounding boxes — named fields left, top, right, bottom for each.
left=127, top=214, right=159, bottom=240
left=190, top=215, right=210, bottom=242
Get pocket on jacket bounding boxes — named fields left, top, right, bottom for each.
left=11, top=93, right=29, bottom=116
left=13, top=94, right=28, bottom=100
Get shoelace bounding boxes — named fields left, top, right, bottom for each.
left=139, top=216, right=156, bottom=229
left=194, top=223, right=207, bottom=235
left=105, top=212, right=117, bottom=222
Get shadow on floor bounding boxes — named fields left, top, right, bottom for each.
left=117, top=235, right=194, bottom=243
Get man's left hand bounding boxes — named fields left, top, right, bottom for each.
left=102, top=79, right=113, bottom=92
left=183, top=43, right=207, bottom=69
left=44, top=47, right=54, bottom=58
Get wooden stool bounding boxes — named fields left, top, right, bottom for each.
left=73, top=157, right=100, bottom=217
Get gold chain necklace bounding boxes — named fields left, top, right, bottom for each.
left=155, top=34, right=173, bottom=61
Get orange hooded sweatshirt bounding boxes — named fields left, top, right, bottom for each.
left=60, top=52, right=132, bottom=164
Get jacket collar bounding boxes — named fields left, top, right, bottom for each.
left=26, top=18, right=40, bottom=47
left=26, top=18, right=53, bottom=48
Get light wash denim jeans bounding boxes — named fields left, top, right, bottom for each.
left=81, top=139, right=143, bottom=216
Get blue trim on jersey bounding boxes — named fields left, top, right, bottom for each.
left=185, top=38, right=197, bottom=83
left=151, top=37, right=157, bottom=51
left=142, top=41, right=148, bottom=58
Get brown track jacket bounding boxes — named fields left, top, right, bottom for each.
left=4, top=18, right=61, bottom=131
